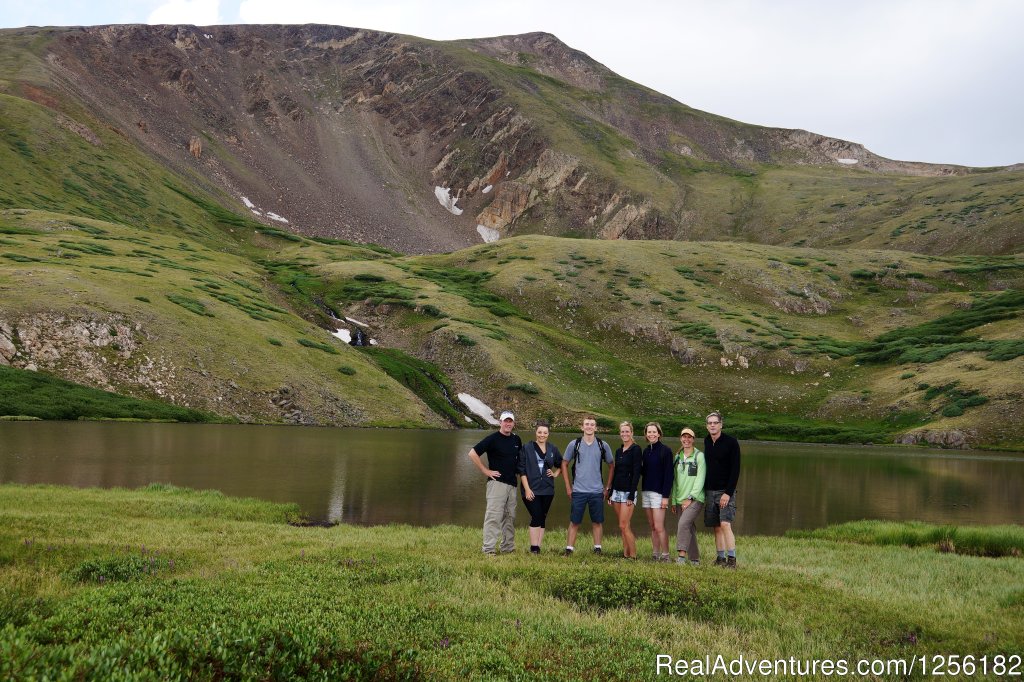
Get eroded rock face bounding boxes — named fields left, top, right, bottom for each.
left=1, top=313, right=161, bottom=391
left=897, top=429, right=973, bottom=449
left=476, top=182, right=534, bottom=231
left=600, top=203, right=649, bottom=240
left=0, top=322, right=17, bottom=365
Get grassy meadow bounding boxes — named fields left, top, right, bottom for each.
left=0, top=484, right=1021, bottom=680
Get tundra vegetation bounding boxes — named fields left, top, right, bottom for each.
left=0, top=485, right=1021, bottom=680
left=1, top=208, right=1022, bottom=446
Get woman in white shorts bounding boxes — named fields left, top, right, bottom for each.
left=640, top=422, right=674, bottom=561
left=606, top=422, right=643, bottom=559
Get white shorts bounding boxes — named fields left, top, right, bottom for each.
left=641, top=491, right=665, bottom=509
left=609, top=490, right=633, bottom=504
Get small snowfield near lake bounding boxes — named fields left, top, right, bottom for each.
left=458, top=393, right=498, bottom=425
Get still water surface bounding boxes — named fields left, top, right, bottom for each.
left=2, top=422, right=1021, bottom=535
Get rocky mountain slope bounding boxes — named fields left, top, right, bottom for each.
left=2, top=24, right=1022, bottom=255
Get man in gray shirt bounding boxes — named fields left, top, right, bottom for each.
left=561, top=415, right=614, bottom=555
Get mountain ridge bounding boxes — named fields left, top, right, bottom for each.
left=3, top=23, right=1021, bottom=256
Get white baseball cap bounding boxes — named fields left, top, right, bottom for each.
left=499, top=411, right=515, bottom=421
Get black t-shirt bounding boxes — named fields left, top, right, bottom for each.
left=473, top=431, right=523, bottom=486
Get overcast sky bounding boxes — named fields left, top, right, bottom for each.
left=3, top=0, right=1022, bottom=167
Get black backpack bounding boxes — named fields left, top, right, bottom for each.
left=570, top=436, right=608, bottom=479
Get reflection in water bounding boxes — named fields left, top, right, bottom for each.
left=327, top=457, right=346, bottom=525
left=1, top=422, right=1022, bottom=535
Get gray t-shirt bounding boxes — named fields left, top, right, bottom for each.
left=564, top=437, right=613, bottom=494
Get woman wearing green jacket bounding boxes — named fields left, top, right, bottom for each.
left=670, top=427, right=705, bottom=566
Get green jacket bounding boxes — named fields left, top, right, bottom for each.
left=670, top=448, right=706, bottom=505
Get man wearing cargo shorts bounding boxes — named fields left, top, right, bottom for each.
left=703, top=411, right=741, bottom=568
left=468, top=411, right=523, bottom=554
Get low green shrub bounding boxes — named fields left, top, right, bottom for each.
left=548, top=568, right=743, bottom=621
left=166, top=294, right=214, bottom=317
left=0, top=366, right=212, bottom=422
left=296, top=338, right=340, bottom=355
left=70, top=553, right=172, bottom=583
left=787, top=521, right=1024, bottom=558
left=361, top=348, right=467, bottom=426
left=419, top=304, right=446, bottom=318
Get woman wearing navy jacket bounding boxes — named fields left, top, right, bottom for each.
left=640, top=422, right=674, bottom=561
left=518, top=420, right=562, bottom=554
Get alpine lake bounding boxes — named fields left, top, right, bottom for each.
left=1, top=421, right=1021, bottom=534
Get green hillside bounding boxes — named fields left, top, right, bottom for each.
left=286, top=236, right=1024, bottom=447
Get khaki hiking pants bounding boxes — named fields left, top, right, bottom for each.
left=483, top=479, right=517, bottom=554
left=676, top=501, right=704, bottom=561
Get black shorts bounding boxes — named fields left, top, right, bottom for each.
left=704, top=490, right=737, bottom=527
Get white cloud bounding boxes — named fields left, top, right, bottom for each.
left=148, top=0, right=220, bottom=25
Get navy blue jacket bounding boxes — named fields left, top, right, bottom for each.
left=641, top=440, right=674, bottom=497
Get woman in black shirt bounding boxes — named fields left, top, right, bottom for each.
left=606, top=421, right=643, bottom=559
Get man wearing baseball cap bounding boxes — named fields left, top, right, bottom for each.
left=467, top=410, right=523, bottom=555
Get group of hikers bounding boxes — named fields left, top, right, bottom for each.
left=467, top=411, right=741, bottom=567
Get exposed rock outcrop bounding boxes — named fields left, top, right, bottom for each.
left=896, top=429, right=974, bottom=449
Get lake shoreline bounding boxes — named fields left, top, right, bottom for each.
left=3, top=416, right=1023, bottom=454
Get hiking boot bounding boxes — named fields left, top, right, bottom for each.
left=714, top=556, right=727, bottom=567
left=529, top=546, right=540, bottom=554
left=561, top=547, right=574, bottom=557
left=726, top=556, right=737, bottom=569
